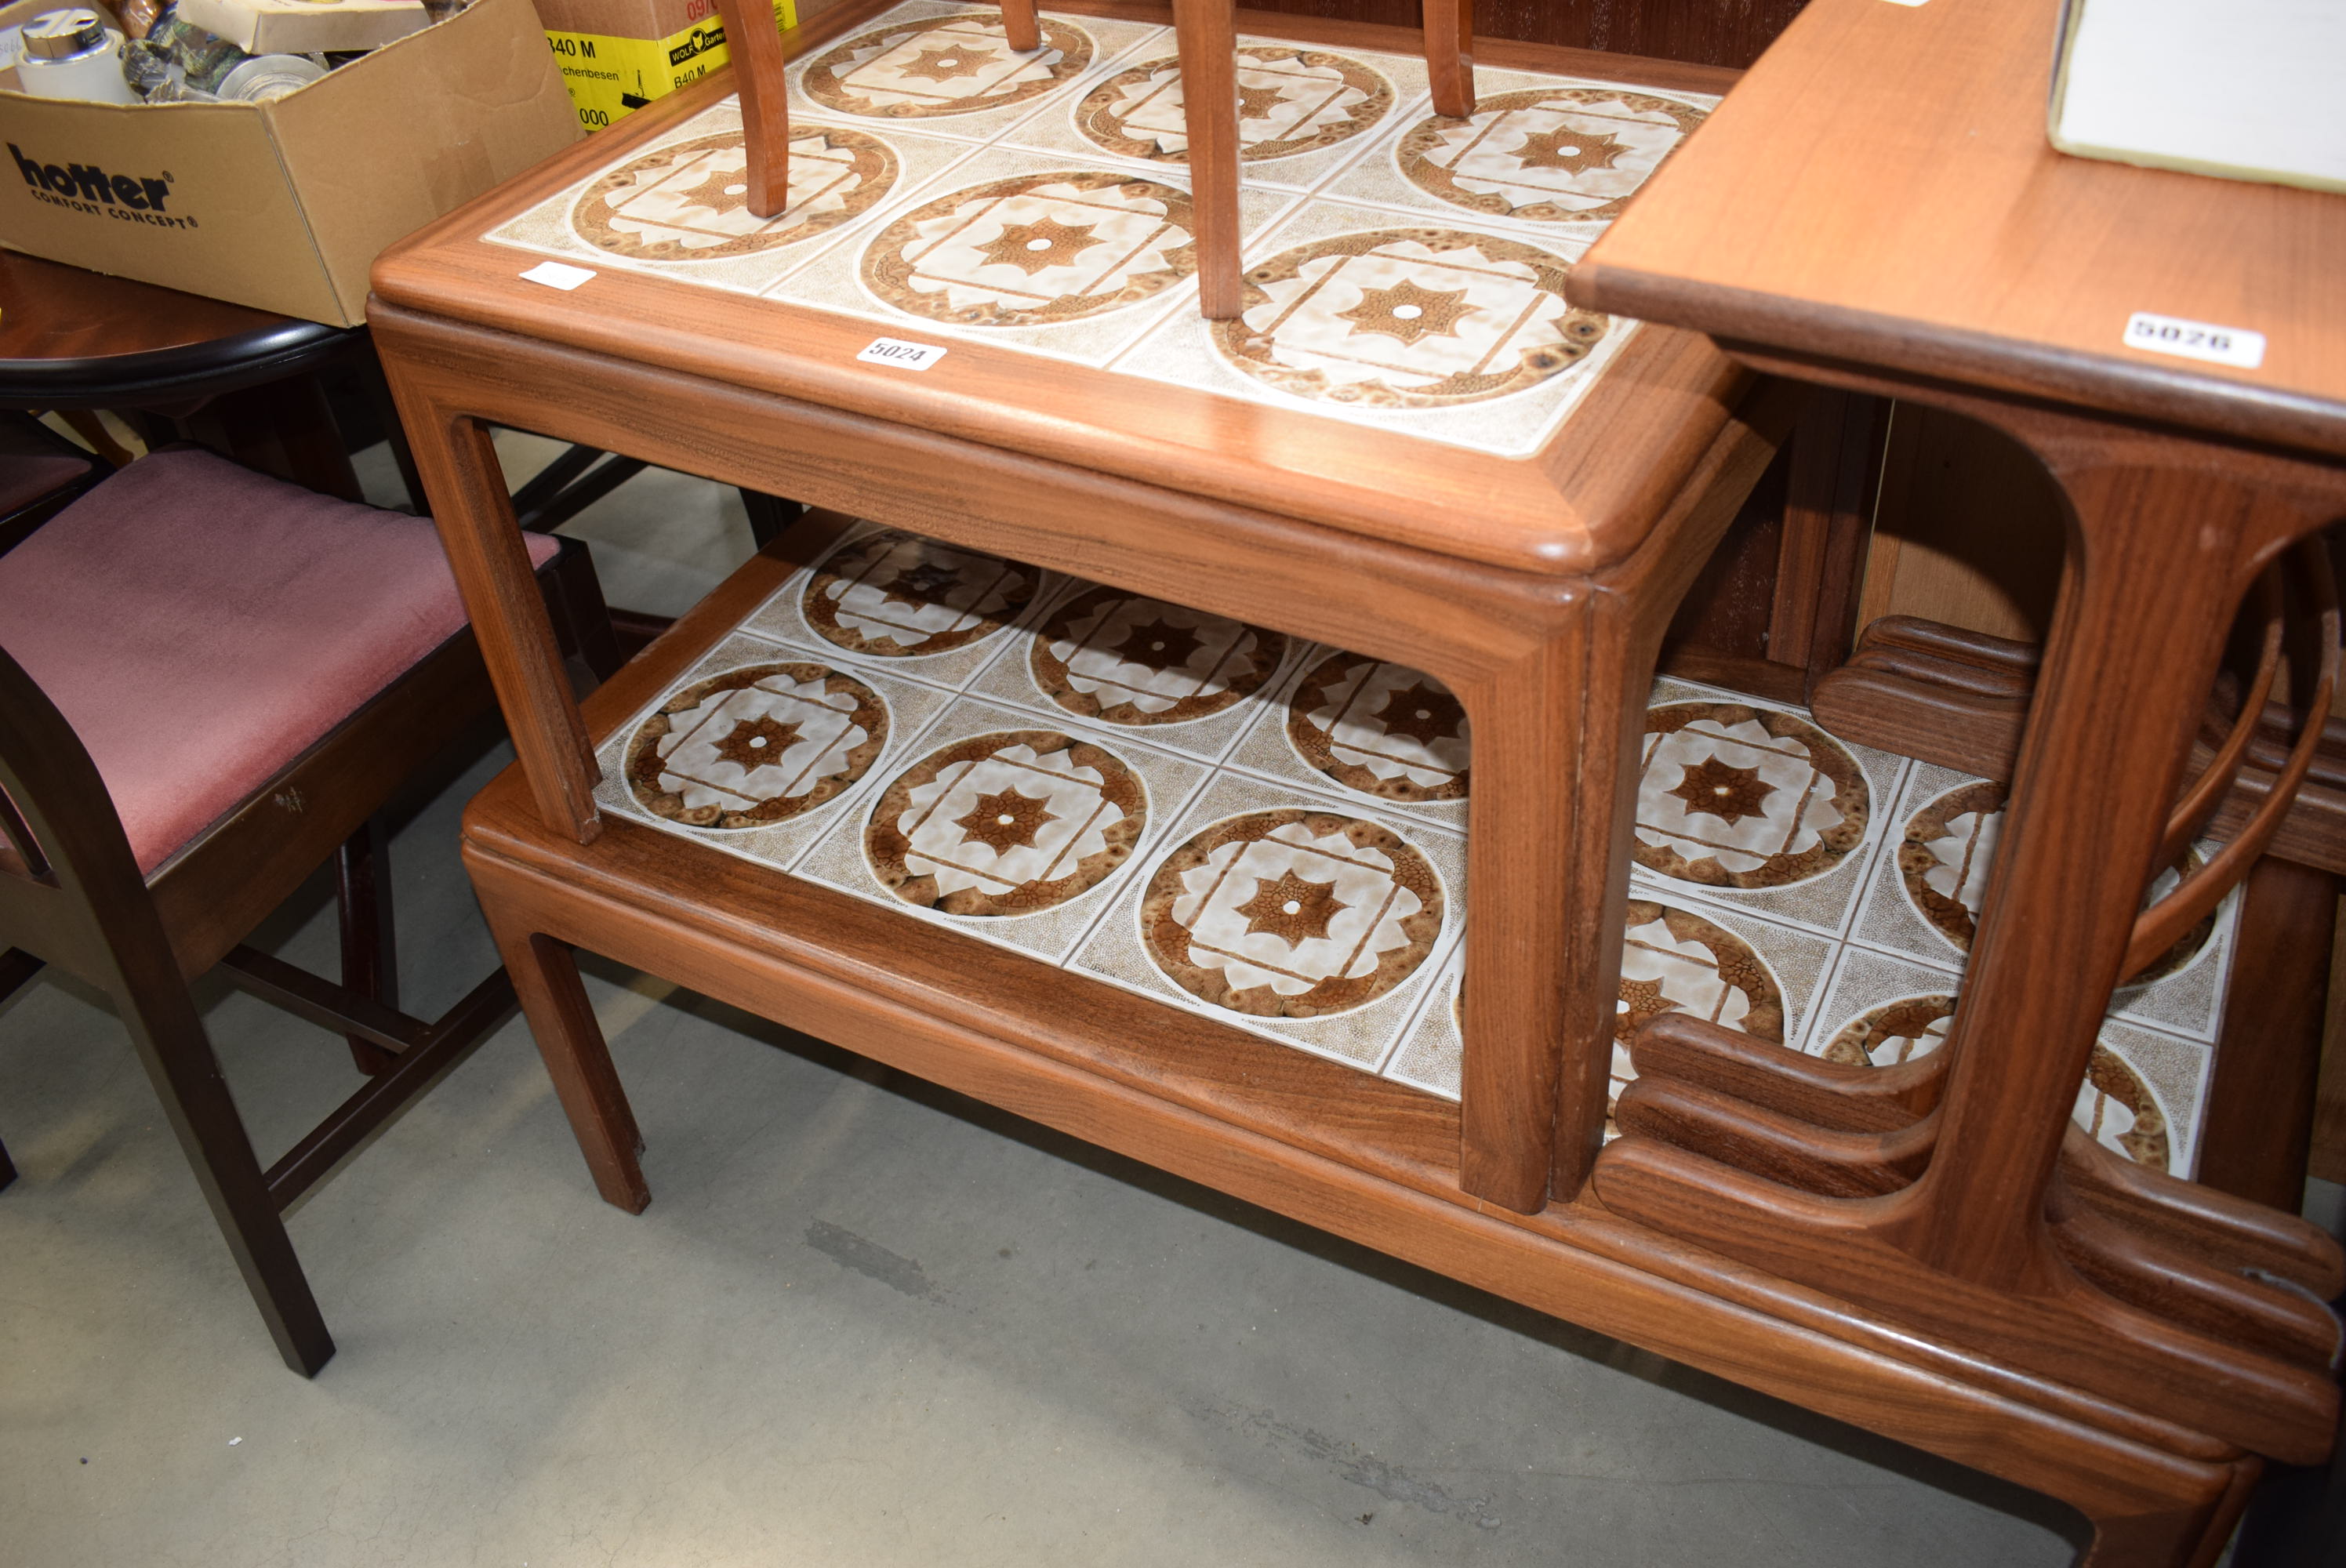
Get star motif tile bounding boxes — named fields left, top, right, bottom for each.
left=800, top=11, right=1093, bottom=119
left=569, top=127, right=899, bottom=261
left=862, top=170, right=1197, bottom=327
left=1387, top=85, right=1709, bottom=227
left=1072, top=43, right=1396, bottom=165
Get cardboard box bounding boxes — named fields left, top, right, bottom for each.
left=536, top=0, right=820, bottom=132
left=176, top=0, right=434, bottom=56
left=0, top=0, right=580, bottom=325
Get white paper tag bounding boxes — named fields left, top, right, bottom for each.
left=858, top=337, right=949, bottom=371
left=2123, top=311, right=2266, bottom=369
left=521, top=261, right=596, bottom=292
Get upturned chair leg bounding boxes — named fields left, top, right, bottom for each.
left=1424, top=0, right=1476, bottom=118
left=1000, top=0, right=1040, bottom=53
left=336, top=821, right=399, bottom=1076
left=714, top=0, right=793, bottom=217
left=487, top=912, right=648, bottom=1214
left=1174, top=0, right=1244, bottom=320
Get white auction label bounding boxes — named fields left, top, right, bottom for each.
left=858, top=337, right=949, bottom=370
left=2122, top=311, right=2266, bottom=370
left=520, top=260, right=597, bottom=291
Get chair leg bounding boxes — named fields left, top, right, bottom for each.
left=0, top=947, right=45, bottom=1192
left=1000, top=0, right=1040, bottom=52
left=488, top=913, right=650, bottom=1214
left=1424, top=0, right=1476, bottom=118
left=739, top=490, right=803, bottom=552
left=713, top=0, right=792, bottom=217
left=120, top=987, right=335, bottom=1375
left=1173, top=0, right=1244, bottom=320
left=543, top=539, right=626, bottom=684
left=336, top=821, right=400, bottom=1077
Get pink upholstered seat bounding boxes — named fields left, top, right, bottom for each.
left=0, top=450, right=558, bottom=874
left=0, top=453, right=93, bottom=516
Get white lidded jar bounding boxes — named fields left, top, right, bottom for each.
left=16, top=9, right=140, bottom=105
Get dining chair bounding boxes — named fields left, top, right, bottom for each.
left=0, top=447, right=614, bottom=1374
left=709, top=0, right=1475, bottom=318
left=0, top=413, right=107, bottom=557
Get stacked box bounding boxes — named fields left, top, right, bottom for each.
left=536, top=0, right=813, bottom=132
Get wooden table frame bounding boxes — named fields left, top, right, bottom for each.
left=369, top=2, right=2303, bottom=1559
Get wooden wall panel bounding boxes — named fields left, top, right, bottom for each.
left=1240, top=0, right=1810, bottom=68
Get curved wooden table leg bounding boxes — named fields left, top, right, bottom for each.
left=1596, top=402, right=2346, bottom=1464
left=2080, top=1456, right=2260, bottom=1568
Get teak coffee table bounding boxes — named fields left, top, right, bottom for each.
left=370, top=2, right=2337, bottom=1560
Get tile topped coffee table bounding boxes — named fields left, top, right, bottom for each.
left=373, top=0, right=1777, bottom=1218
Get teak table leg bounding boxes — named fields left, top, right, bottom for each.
left=378, top=359, right=602, bottom=844
left=1174, top=0, right=1243, bottom=321
left=482, top=896, right=648, bottom=1214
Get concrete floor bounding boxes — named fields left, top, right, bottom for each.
left=0, top=441, right=2327, bottom=1566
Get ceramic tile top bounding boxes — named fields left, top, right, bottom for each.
left=1141, top=808, right=1443, bottom=1017
left=865, top=728, right=1144, bottom=913
left=859, top=169, right=1196, bottom=325
left=480, top=2, right=1723, bottom=458
left=625, top=662, right=888, bottom=828
left=1073, top=43, right=1396, bottom=164
left=1635, top=700, right=1869, bottom=889
left=801, top=526, right=1044, bottom=656
left=572, top=128, right=899, bottom=260
left=592, top=524, right=2242, bottom=1181
left=1393, top=87, right=1709, bottom=226
left=801, top=9, right=1095, bottom=118
left=1029, top=586, right=1289, bottom=727
left=1211, top=227, right=1607, bottom=408
left=1283, top=648, right=1468, bottom=802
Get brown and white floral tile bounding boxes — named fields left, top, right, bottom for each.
left=1626, top=675, right=1912, bottom=938
left=790, top=692, right=1211, bottom=963
left=1106, top=198, right=1632, bottom=457
left=1846, top=762, right=2239, bottom=1044
left=1316, top=64, right=1719, bottom=242
left=1380, top=894, right=1836, bottom=1128
left=783, top=2, right=1173, bottom=146
left=1797, top=947, right=2214, bottom=1180
left=737, top=522, right=1063, bottom=692
left=996, top=34, right=1432, bottom=193
left=483, top=102, right=983, bottom=299
left=1222, top=643, right=1472, bottom=829
left=961, top=575, right=1307, bottom=763
left=1070, top=769, right=1465, bottom=1071
left=754, top=140, right=1301, bottom=364
left=590, top=631, right=958, bottom=873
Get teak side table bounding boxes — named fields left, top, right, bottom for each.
left=369, top=2, right=2335, bottom=1560
left=1570, top=0, right=2346, bottom=1545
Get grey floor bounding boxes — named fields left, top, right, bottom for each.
left=2, top=438, right=2332, bottom=1566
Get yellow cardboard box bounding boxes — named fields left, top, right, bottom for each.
left=535, top=0, right=804, bottom=132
